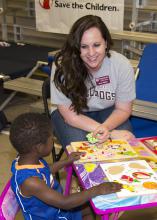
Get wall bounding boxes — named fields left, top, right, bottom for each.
left=0, top=0, right=157, bottom=53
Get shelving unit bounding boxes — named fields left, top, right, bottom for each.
left=123, top=0, right=157, bottom=58
left=0, top=0, right=156, bottom=50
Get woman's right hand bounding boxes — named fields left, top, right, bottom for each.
left=92, top=124, right=110, bottom=143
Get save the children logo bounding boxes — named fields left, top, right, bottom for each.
left=39, top=0, right=53, bottom=9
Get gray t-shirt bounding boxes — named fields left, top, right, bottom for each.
left=51, top=51, right=136, bottom=112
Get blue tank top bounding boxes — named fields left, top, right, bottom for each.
left=11, top=157, right=82, bottom=220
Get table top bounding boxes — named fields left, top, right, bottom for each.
left=70, top=137, right=157, bottom=215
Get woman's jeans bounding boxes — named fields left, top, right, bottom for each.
left=51, top=106, right=132, bottom=149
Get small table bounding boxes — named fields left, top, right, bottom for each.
left=65, top=137, right=157, bottom=220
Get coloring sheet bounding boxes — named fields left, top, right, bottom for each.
left=68, top=140, right=138, bottom=163
left=100, top=160, right=157, bottom=198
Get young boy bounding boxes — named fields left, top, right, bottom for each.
left=10, top=112, right=122, bottom=220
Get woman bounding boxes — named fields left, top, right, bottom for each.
left=51, top=15, right=135, bottom=149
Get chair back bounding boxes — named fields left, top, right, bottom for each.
left=42, top=77, right=64, bottom=182
left=0, top=180, right=19, bottom=220
left=131, top=43, right=157, bottom=137
left=42, top=77, right=51, bottom=119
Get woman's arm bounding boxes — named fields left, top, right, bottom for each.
left=58, top=104, right=100, bottom=132
left=93, top=101, right=133, bottom=142
left=102, top=101, right=133, bottom=130
left=58, top=101, right=133, bottom=143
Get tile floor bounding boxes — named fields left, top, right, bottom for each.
left=1, top=92, right=157, bottom=219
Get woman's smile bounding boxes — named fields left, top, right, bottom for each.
left=80, top=27, right=107, bottom=73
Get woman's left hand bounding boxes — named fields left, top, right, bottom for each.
left=110, top=130, right=135, bottom=141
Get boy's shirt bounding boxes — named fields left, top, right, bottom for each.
left=11, top=157, right=82, bottom=220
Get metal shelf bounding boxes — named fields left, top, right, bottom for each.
left=132, top=99, right=157, bottom=121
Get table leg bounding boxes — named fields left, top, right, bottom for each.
left=64, top=165, right=73, bottom=195
left=102, top=212, right=120, bottom=220
left=101, top=214, right=110, bottom=220
left=112, top=212, right=120, bottom=220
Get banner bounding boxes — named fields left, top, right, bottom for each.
left=35, top=0, right=124, bottom=34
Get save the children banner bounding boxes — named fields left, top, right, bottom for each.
left=35, top=0, right=124, bottom=34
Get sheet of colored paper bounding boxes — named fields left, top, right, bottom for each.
left=100, top=160, right=157, bottom=198
left=140, top=137, right=157, bottom=155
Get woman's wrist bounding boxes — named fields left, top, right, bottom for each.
left=102, top=123, right=111, bottom=131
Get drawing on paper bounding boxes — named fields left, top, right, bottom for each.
left=100, top=160, right=157, bottom=198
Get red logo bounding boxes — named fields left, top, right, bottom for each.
left=95, top=76, right=110, bottom=85
left=39, top=0, right=53, bottom=9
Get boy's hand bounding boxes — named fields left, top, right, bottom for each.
left=67, top=152, right=83, bottom=163
left=97, top=182, right=122, bottom=195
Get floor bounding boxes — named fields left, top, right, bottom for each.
left=1, top=91, right=157, bottom=219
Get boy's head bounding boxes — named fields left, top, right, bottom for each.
left=9, top=112, right=52, bottom=154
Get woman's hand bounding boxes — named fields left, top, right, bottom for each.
left=110, top=130, right=135, bottom=141
left=92, top=124, right=110, bottom=143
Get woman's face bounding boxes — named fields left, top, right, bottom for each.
left=80, top=27, right=107, bottom=73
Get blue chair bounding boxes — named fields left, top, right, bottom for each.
left=130, top=43, right=157, bottom=137
left=40, top=55, right=55, bottom=76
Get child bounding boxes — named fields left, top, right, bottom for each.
left=10, top=112, right=122, bottom=220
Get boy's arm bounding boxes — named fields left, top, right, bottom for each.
left=21, top=177, right=122, bottom=210
left=51, top=159, right=70, bottom=174
left=51, top=152, right=82, bottom=174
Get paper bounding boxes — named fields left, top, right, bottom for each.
left=141, top=137, right=157, bottom=155
left=100, top=160, right=157, bottom=198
